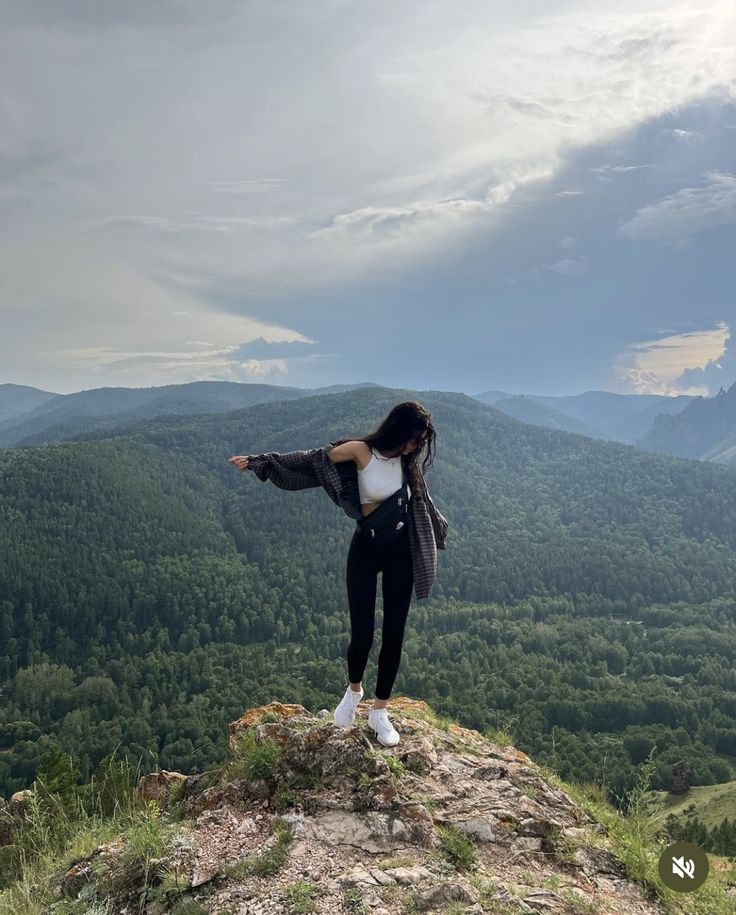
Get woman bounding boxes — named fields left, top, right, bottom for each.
left=228, top=400, right=448, bottom=747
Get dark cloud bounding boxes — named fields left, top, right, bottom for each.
left=189, top=96, right=736, bottom=395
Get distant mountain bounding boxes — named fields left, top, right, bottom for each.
left=0, top=383, right=58, bottom=423
left=0, top=380, right=381, bottom=448
left=472, top=389, right=513, bottom=406
left=527, top=391, right=695, bottom=444
left=490, top=394, right=604, bottom=439
left=309, top=383, right=380, bottom=395
left=637, top=382, right=736, bottom=465
left=473, top=389, right=694, bottom=445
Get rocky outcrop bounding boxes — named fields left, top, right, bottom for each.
left=0, top=789, right=36, bottom=849
left=136, top=769, right=187, bottom=805
left=51, top=697, right=669, bottom=914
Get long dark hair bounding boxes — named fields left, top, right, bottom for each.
left=331, top=400, right=436, bottom=482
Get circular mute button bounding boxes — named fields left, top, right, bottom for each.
left=657, top=840, right=709, bottom=892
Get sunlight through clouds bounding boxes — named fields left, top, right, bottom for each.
left=1, top=0, right=735, bottom=392
left=613, top=322, right=731, bottom=395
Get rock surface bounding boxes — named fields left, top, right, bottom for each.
left=52, top=698, right=671, bottom=914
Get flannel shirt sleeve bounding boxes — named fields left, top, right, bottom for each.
left=244, top=450, right=321, bottom=491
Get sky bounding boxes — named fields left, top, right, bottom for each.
left=1, top=0, right=735, bottom=397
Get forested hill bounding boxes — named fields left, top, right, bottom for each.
left=0, top=380, right=381, bottom=448
left=2, top=386, right=736, bottom=819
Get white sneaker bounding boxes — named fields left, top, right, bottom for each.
left=334, top=683, right=364, bottom=727
left=368, top=707, right=400, bottom=747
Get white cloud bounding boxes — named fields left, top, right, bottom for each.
left=0, top=232, right=315, bottom=392
left=619, top=171, right=736, bottom=241
left=667, top=128, right=702, bottom=145
left=540, top=256, right=589, bottom=275
left=590, top=163, right=654, bottom=174
left=53, top=342, right=294, bottom=382
left=314, top=197, right=493, bottom=239
left=613, top=321, right=730, bottom=394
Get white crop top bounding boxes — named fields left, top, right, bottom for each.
left=357, top=446, right=411, bottom=504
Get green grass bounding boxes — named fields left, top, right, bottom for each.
left=384, top=755, right=406, bottom=777
left=558, top=887, right=605, bottom=914
left=545, top=824, right=584, bottom=866
left=287, top=764, right=324, bottom=791
left=170, top=902, right=209, bottom=915
left=151, top=861, right=193, bottom=907
left=529, top=748, right=736, bottom=914
left=649, top=780, right=736, bottom=832
left=0, top=790, right=180, bottom=915
left=432, top=823, right=477, bottom=872
left=396, top=705, right=456, bottom=733
left=343, top=886, right=367, bottom=913
left=481, top=725, right=517, bottom=747
left=220, top=815, right=295, bottom=879
left=221, top=729, right=282, bottom=784
left=118, top=800, right=176, bottom=880
left=282, top=879, right=323, bottom=913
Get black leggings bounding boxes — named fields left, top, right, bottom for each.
left=345, top=523, right=414, bottom=700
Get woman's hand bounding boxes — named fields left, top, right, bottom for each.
left=228, top=455, right=251, bottom=472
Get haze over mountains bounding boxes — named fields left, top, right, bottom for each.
left=475, top=389, right=697, bottom=446
left=2, top=379, right=735, bottom=465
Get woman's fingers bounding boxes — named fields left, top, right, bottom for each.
left=228, top=455, right=250, bottom=471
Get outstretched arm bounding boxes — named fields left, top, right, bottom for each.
left=228, top=449, right=321, bottom=491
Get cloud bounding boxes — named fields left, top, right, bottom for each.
left=613, top=321, right=731, bottom=394
left=4, top=0, right=734, bottom=285
left=1, top=0, right=736, bottom=392
left=206, top=178, right=290, bottom=194
left=540, top=256, right=589, bottom=275
left=227, top=337, right=321, bottom=359
left=86, top=214, right=298, bottom=234
left=618, top=171, right=736, bottom=241
left=675, top=329, right=736, bottom=392
left=313, top=196, right=494, bottom=238
left=51, top=338, right=325, bottom=383
left=667, top=128, right=703, bottom=146
left=590, top=163, right=654, bottom=174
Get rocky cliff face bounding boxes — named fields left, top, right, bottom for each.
left=37, top=698, right=672, bottom=914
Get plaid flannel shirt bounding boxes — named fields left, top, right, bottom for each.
left=242, top=443, right=448, bottom=600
